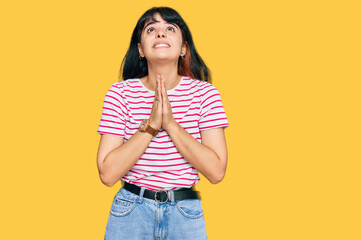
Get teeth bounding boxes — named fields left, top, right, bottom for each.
left=155, top=44, right=169, bottom=47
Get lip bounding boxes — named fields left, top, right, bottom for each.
left=153, top=41, right=170, bottom=48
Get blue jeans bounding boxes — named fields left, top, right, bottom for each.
left=104, top=187, right=208, bottom=240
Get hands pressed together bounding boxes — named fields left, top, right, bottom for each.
left=149, top=75, right=177, bottom=131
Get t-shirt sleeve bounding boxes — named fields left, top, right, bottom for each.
left=97, top=83, right=127, bottom=137
left=199, top=84, right=229, bottom=131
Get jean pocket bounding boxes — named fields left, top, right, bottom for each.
left=110, top=191, right=137, bottom=217
left=176, top=199, right=203, bottom=219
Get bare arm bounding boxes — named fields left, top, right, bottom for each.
left=97, top=75, right=228, bottom=186
left=96, top=132, right=153, bottom=187
left=166, top=125, right=228, bottom=184
left=96, top=78, right=163, bottom=187
left=160, top=76, right=228, bottom=184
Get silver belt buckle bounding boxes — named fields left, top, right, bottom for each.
left=154, top=190, right=170, bottom=204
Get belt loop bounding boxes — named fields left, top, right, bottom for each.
left=170, top=190, right=175, bottom=205
left=137, top=187, right=145, bottom=203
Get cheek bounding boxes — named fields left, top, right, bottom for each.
left=175, top=35, right=184, bottom=51
left=171, top=35, right=183, bottom=50
left=140, top=33, right=152, bottom=45
left=176, top=43, right=185, bottom=53
left=140, top=38, right=153, bottom=53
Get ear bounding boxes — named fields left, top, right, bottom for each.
left=137, top=43, right=144, bottom=57
left=180, top=43, right=187, bottom=57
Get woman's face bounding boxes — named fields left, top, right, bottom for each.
left=138, top=13, right=186, bottom=63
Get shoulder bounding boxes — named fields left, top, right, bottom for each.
left=181, top=77, right=217, bottom=93
left=186, top=80, right=223, bottom=107
left=103, top=79, right=137, bottom=103
left=107, top=78, right=141, bottom=92
left=110, top=78, right=138, bottom=88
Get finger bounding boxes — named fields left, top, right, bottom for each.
left=155, top=75, right=161, bottom=101
left=158, top=76, right=162, bottom=102
left=161, top=75, right=168, bottom=102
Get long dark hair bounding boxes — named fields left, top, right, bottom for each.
left=119, top=7, right=211, bottom=83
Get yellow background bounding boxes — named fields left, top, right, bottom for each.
left=1, top=0, right=360, bottom=239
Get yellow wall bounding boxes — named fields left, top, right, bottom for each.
left=1, top=0, right=360, bottom=239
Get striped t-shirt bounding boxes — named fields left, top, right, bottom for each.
left=97, top=76, right=229, bottom=190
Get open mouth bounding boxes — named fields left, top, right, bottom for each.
left=154, top=43, right=170, bottom=48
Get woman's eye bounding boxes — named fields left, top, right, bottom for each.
left=167, top=26, right=175, bottom=32
left=147, top=27, right=155, bottom=33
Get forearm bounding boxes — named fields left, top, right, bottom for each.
left=99, top=131, right=153, bottom=186
left=166, top=122, right=226, bottom=184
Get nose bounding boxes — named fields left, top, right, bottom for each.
left=156, top=30, right=166, bottom=38
left=156, top=33, right=166, bottom=38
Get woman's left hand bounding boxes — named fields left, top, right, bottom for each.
left=158, top=75, right=177, bottom=131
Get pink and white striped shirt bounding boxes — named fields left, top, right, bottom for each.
left=97, top=76, right=229, bottom=190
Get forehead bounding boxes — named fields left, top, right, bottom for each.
left=144, top=13, right=164, bottom=25
left=143, top=13, right=178, bottom=28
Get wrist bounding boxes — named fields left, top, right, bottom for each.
left=165, top=120, right=179, bottom=133
left=148, top=117, right=159, bottom=131
left=139, top=119, right=159, bottom=136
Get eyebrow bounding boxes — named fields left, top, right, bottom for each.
left=143, top=21, right=179, bottom=30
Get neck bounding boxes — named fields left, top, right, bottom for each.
left=143, top=61, right=181, bottom=91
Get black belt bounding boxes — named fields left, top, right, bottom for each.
left=123, top=182, right=201, bottom=203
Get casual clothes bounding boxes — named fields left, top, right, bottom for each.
left=97, top=76, right=229, bottom=190
left=104, top=187, right=207, bottom=240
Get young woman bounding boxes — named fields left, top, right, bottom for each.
left=97, top=7, right=229, bottom=240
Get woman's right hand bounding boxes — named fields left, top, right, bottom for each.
left=148, top=75, right=163, bottom=130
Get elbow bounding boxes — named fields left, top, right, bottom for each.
left=99, top=173, right=117, bottom=187
left=209, top=159, right=227, bottom=184
left=98, top=162, right=119, bottom=187
left=209, top=171, right=226, bottom=184
left=102, top=180, right=116, bottom=187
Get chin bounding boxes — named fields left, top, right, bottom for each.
left=149, top=55, right=178, bottom=62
